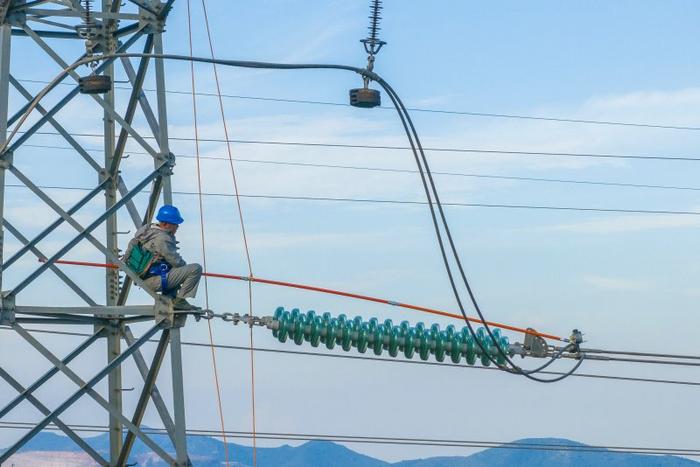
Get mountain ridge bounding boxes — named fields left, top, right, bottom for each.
left=2, top=432, right=698, bottom=466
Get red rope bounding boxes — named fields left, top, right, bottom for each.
left=43, top=259, right=564, bottom=342
left=186, top=1, right=230, bottom=465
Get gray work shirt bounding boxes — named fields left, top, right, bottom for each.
left=127, top=224, right=186, bottom=268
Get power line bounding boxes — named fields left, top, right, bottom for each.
left=21, top=143, right=700, bottom=194
left=18, top=130, right=700, bottom=163
left=1, top=421, right=700, bottom=458
left=2, top=327, right=699, bottom=387
left=14, top=77, right=700, bottom=132
left=6, top=182, right=700, bottom=217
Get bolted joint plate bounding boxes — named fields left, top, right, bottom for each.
left=140, top=10, right=166, bottom=34
left=0, top=150, right=13, bottom=170
left=153, top=296, right=173, bottom=325
left=156, top=152, right=176, bottom=176
left=0, top=293, right=15, bottom=325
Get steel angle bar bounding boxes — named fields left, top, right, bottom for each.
left=0, top=367, right=108, bottom=466
left=9, top=73, right=149, bottom=233
left=15, top=317, right=109, bottom=325
left=170, top=326, right=190, bottom=465
left=1, top=323, right=175, bottom=465
left=153, top=34, right=172, bottom=202
left=117, top=176, right=144, bottom=228
left=3, top=220, right=98, bottom=305
left=9, top=75, right=102, bottom=172
left=24, top=9, right=140, bottom=20
left=3, top=179, right=109, bottom=269
left=7, top=165, right=163, bottom=298
left=117, top=328, right=170, bottom=465
left=117, top=174, right=163, bottom=305
left=10, top=29, right=79, bottom=40
left=126, top=0, right=159, bottom=16
left=7, top=30, right=145, bottom=151
left=21, top=25, right=160, bottom=158
left=115, top=22, right=143, bottom=38
left=14, top=312, right=107, bottom=324
left=123, top=326, right=176, bottom=444
left=0, top=327, right=104, bottom=419
left=120, top=55, right=160, bottom=139
left=110, top=35, right=155, bottom=175
left=15, top=305, right=155, bottom=316
left=25, top=17, right=81, bottom=31
left=7, top=48, right=88, bottom=129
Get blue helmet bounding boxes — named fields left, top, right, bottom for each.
left=156, top=205, right=184, bottom=225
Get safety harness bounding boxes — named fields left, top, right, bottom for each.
left=149, top=261, right=171, bottom=296
left=125, top=235, right=171, bottom=295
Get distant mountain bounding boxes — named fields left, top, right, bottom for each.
left=3, top=432, right=698, bottom=466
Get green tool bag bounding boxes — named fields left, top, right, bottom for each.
left=125, top=242, right=155, bottom=276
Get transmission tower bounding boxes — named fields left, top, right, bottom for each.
left=0, top=0, right=193, bottom=465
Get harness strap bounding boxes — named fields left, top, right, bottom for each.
left=148, top=262, right=171, bottom=295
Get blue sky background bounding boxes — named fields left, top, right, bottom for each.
left=2, top=0, right=700, bottom=463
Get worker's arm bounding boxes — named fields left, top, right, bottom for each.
left=152, top=233, right=186, bottom=268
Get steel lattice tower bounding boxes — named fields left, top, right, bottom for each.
left=0, top=0, right=193, bottom=465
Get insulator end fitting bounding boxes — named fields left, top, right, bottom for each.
left=79, top=74, right=112, bottom=94
left=350, top=87, right=381, bottom=108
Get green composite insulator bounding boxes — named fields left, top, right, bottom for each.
left=271, top=307, right=510, bottom=366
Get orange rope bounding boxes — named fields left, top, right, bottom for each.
left=186, top=1, right=230, bottom=465
left=199, top=0, right=257, bottom=463
left=44, top=259, right=564, bottom=342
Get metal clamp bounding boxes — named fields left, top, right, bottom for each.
left=523, top=328, right=549, bottom=358
left=156, top=152, right=175, bottom=176
left=0, top=293, right=15, bottom=325
left=0, top=150, right=13, bottom=169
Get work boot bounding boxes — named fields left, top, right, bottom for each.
left=172, top=297, right=201, bottom=311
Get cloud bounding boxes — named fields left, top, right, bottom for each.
left=539, top=214, right=700, bottom=234
left=583, top=275, right=649, bottom=291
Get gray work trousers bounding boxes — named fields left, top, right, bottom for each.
left=143, top=263, right=203, bottom=298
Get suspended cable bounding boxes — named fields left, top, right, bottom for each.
left=199, top=0, right=257, bottom=461
left=8, top=183, right=700, bottom=218
left=185, top=2, right=231, bottom=464
left=17, top=130, right=700, bottom=163
left=2, top=326, right=699, bottom=388
left=20, top=142, right=700, bottom=194
left=376, top=77, right=582, bottom=381
left=15, top=77, right=700, bottom=132
left=3, top=421, right=699, bottom=457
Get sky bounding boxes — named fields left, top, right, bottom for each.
left=2, top=0, right=700, bottom=463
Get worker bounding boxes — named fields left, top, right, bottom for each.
left=125, top=204, right=203, bottom=310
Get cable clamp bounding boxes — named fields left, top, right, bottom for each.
left=156, top=152, right=175, bottom=175
left=386, top=300, right=400, bottom=306
left=0, top=150, right=13, bottom=169
left=195, top=309, right=214, bottom=321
